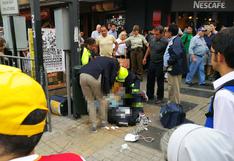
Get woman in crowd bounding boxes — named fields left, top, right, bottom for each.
left=115, top=31, right=127, bottom=58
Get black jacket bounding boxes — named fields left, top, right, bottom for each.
left=168, top=36, right=188, bottom=75
left=79, top=56, right=120, bottom=95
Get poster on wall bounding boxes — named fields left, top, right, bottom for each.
left=28, top=29, right=36, bottom=79
left=153, top=11, right=161, bottom=27
left=42, top=28, right=65, bottom=73
left=28, top=28, right=66, bottom=90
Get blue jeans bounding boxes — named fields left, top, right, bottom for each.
left=185, top=55, right=205, bottom=85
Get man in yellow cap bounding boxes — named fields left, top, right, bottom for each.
left=0, top=65, right=85, bottom=161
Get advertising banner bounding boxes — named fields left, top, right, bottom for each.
left=28, top=28, right=65, bottom=89
left=41, top=28, right=65, bottom=73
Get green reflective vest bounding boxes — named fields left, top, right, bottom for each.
left=81, top=47, right=91, bottom=66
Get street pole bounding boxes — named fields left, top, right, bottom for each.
left=29, top=0, right=52, bottom=131
left=29, top=0, right=45, bottom=88
left=69, top=0, right=79, bottom=67
left=68, top=0, right=84, bottom=119
left=65, top=50, right=72, bottom=118
left=9, top=16, right=18, bottom=67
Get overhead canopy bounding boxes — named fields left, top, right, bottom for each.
left=171, top=0, right=234, bottom=12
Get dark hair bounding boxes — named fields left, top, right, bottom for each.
left=0, top=109, right=47, bottom=158
left=132, top=25, right=140, bottom=32
left=111, top=23, right=116, bottom=27
left=212, top=27, right=234, bottom=68
left=101, top=25, right=107, bottom=30
left=84, top=37, right=95, bottom=47
left=168, top=24, right=179, bottom=36
left=154, top=25, right=164, bottom=34
left=210, top=21, right=217, bottom=27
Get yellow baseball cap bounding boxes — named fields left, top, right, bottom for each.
left=116, top=67, right=128, bottom=83
left=0, top=65, right=48, bottom=136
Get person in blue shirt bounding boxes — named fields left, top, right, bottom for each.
left=185, top=27, right=210, bottom=86
left=108, top=23, right=118, bottom=39
left=163, top=24, right=188, bottom=104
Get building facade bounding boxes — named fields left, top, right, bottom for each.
left=1, top=0, right=234, bottom=36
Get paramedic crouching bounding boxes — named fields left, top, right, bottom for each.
left=79, top=57, right=139, bottom=132
left=79, top=57, right=120, bottom=132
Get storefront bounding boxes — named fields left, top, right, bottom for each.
left=82, top=0, right=172, bottom=35
left=80, top=0, right=125, bottom=36
left=124, top=0, right=171, bottom=32
left=171, top=0, right=234, bottom=29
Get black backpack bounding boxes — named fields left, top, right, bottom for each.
left=160, top=103, right=186, bottom=129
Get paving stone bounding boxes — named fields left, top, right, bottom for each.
left=35, top=77, right=212, bottom=160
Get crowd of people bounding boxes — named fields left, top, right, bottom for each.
left=81, top=22, right=221, bottom=105
left=78, top=22, right=234, bottom=160
left=1, top=21, right=234, bottom=161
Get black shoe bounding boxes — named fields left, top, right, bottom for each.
left=199, top=83, right=208, bottom=86
left=155, top=99, right=163, bottom=104
left=147, top=99, right=155, bottom=104
left=185, top=82, right=193, bottom=86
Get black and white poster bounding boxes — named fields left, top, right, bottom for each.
left=42, top=28, right=65, bottom=73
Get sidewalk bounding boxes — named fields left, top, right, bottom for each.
left=35, top=79, right=212, bottom=161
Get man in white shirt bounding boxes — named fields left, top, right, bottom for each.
left=91, top=24, right=101, bottom=40
left=205, top=27, right=234, bottom=140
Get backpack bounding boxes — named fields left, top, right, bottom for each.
left=168, top=36, right=188, bottom=75
left=160, top=103, right=186, bottom=129
left=205, top=79, right=234, bottom=128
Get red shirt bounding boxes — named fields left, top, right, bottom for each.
left=39, top=153, right=85, bottom=161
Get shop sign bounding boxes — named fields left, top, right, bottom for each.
left=171, top=0, right=234, bottom=11
left=193, top=1, right=226, bottom=9
left=0, top=0, right=19, bottom=15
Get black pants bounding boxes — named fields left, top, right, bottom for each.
left=146, top=62, right=164, bottom=100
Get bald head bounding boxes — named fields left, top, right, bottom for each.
left=96, top=24, right=101, bottom=32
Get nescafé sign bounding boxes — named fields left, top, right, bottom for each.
left=172, top=0, right=234, bottom=11
left=193, top=1, right=225, bottom=9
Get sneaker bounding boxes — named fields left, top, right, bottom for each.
left=199, top=83, right=208, bottom=86
left=147, top=98, right=155, bottom=104
left=155, top=99, right=163, bottom=104
left=100, top=121, right=107, bottom=128
left=90, top=124, right=97, bottom=132
left=90, top=126, right=97, bottom=133
left=185, top=82, right=193, bottom=86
